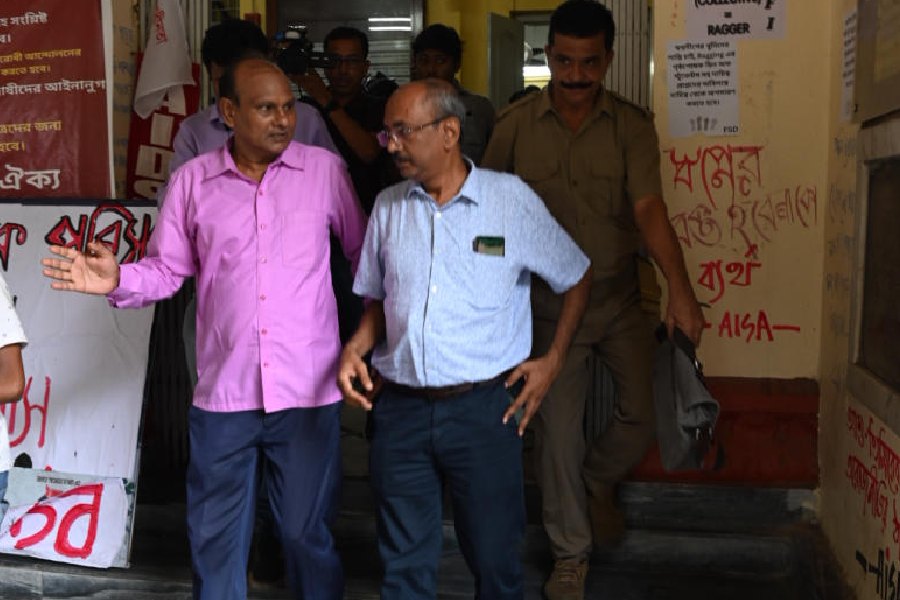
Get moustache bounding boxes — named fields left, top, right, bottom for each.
left=559, top=81, right=593, bottom=90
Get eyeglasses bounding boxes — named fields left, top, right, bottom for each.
left=376, top=117, right=446, bottom=147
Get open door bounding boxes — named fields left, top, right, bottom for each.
left=488, top=13, right=524, bottom=109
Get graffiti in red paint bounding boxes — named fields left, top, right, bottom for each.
left=670, top=185, right=818, bottom=251
left=44, top=202, right=153, bottom=264
left=709, top=309, right=800, bottom=343
left=0, top=376, right=50, bottom=449
left=666, top=143, right=764, bottom=209
left=696, top=244, right=762, bottom=304
left=0, top=222, right=26, bottom=271
left=847, top=454, right=889, bottom=533
left=9, top=483, right=103, bottom=559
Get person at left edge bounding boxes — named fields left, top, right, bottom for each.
left=0, top=272, right=27, bottom=522
left=42, top=57, right=367, bottom=600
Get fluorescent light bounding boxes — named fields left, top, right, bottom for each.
left=368, top=17, right=411, bottom=22
left=368, top=26, right=412, bottom=31
left=523, top=66, right=551, bottom=77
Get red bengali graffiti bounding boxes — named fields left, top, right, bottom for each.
left=44, top=202, right=153, bottom=264
left=0, top=375, right=49, bottom=448
left=0, top=222, right=27, bottom=271
left=667, top=144, right=764, bottom=209
left=696, top=244, right=762, bottom=304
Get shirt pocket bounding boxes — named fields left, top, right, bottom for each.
left=517, top=156, right=560, bottom=199
left=281, top=210, right=327, bottom=271
left=586, top=162, right=628, bottom=218
left=465, top=253, right=517, bottom=310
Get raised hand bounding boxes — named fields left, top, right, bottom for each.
left=41, top=241, right=120, bottom=295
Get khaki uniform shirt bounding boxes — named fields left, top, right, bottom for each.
left=482, top=86, right=662, bottom=321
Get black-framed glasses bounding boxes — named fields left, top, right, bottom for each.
left=377, top=117, right=447, bottom=147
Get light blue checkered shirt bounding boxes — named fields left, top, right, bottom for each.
left=353, top=163, right=590, bottom=386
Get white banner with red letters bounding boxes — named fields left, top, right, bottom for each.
left=0, top=468, right=129, bottom=568
left=0, top=201, right=156, bottom=567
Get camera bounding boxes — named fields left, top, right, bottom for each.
left=274, top=24, right=333, bottom=76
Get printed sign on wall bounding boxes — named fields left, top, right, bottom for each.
left=0, top=1, right=110, bottom=198
left=686, top=0, right=786, bottom=40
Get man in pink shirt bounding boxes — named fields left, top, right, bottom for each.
left=42, top=57, right=366, bottom=600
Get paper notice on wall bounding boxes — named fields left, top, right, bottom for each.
left=686, top=0, right=785, bottom=40
left=874, top=0, right=900, bottom=83
left=841, top=8, right=857, bottom=122
left=667, top=40, right=739, bottom=138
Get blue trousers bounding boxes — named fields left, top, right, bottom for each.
left=369, top=381, right=525, bottom=599
left=186, top=403, right=342, bottom=600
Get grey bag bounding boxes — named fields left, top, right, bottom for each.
left=652, top=325, right=722, bottom=472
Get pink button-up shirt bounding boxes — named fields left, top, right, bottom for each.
left=110, top=141, right=367, bottom=413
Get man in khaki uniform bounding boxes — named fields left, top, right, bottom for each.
left=481, top=2, right=704, bottom=599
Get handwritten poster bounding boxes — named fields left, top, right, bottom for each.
left=0, top=201, right=156, bottom=566
left=0, top=1, right=109, bottom=198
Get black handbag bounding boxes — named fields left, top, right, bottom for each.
left=652, top=324, right=724, bottom=472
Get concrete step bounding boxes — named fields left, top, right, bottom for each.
left=0, top=483, right=830, bottom=600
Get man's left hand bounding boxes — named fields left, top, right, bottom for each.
left=502, top=351, right=562, bottom=436
left=666, top=286, right=705, bottom=346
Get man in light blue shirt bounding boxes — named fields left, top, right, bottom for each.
left=338, top=79, right=591, bottom=599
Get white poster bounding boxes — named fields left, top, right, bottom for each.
left=0, top=468, right=129, bottom=568
left=686, top=0, right=786, bottom=40
left=0, top=201, right=156, bottom=567
left=667, top=40, right=739, bottom=138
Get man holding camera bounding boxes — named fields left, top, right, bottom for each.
left=292, top=26, right=399, bottom=215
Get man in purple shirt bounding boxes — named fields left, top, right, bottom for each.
left=160, top=22, right=340, bottom=586
left=43, top=57, right=366, bottom=600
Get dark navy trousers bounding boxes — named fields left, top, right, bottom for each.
left=186, top=403, right=342, bottom=600
left=369, top=381, right=526, bottom=599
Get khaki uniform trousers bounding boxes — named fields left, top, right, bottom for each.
left=532, top=301, right=656, bottom=561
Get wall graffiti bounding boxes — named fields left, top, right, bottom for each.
left=694, top=244, right=801, bottom=342
left=666, top=144, right=818, bottom=251
left=847, top=406, right=900, bottom=599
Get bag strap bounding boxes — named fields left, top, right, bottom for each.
left=655, top=323, right=703, bottom=377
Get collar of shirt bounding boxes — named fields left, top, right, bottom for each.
left=406, top=158, right=480, bottom=207
left=203, top=140, right=309, bottom=182
left=208, top=103, right=222, bottom=126
left=538, top=85, right=614, bottom=123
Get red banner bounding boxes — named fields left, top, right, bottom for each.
left=0, top=1, right=109, bottom=198
left=125, top=54, right=200, bottom=201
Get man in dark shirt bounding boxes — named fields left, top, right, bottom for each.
left=295, top=26, right=399, bottom=214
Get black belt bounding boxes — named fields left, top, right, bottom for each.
left=382, top=370, right=511, bottom=401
